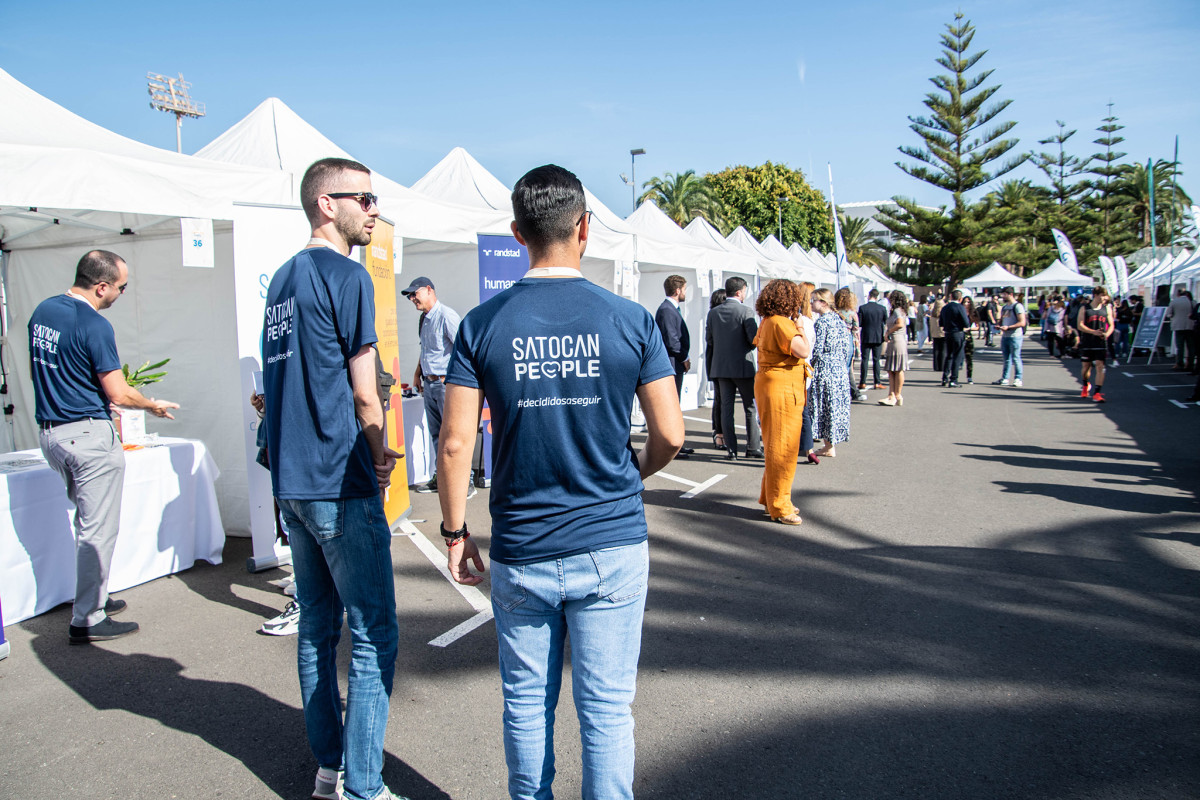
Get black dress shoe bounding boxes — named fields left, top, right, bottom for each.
left=674, top=451, right=691, bottom=459
left=679, top=447, right=695, bottom=455
left=947, top=381, right=960, bottom=388
left=724, top=449, right=739, bottom=461
left=104, top=598, right=127, bottom=616
left=69, top=617, right=140, bottom=644
left=744, top=449, right=764, bottom=459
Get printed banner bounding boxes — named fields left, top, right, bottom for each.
left=1098, top=256, right=1118, bottom=296
left=478, top=234, right=529, bottom=302
left=181, top=217, right=215, bottom=268
left=1051, top=228, right=1079, bottom=273
left=1115, top=256, right=1130, bottom=297
left=363, top=218, right=411, bottom=525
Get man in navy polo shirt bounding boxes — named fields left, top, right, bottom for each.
left=262, top=157, right=404, bottom=800
left=28, top=249, right=179, bottom=644
left=437, top=164, right=684, bottom=800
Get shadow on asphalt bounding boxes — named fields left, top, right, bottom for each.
left=630, top=504, right=1200, bottom=799
left=25, top=625, right=451, bottom=799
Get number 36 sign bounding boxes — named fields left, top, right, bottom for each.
left=181, top=217, right=215, bottom=268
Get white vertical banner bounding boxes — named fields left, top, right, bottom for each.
left=181, top=218, right=215, bottom=268
left=1098, top=256, right=1118, bottom=296
left=621, top=261, right=636, bottom=298
left=1115, top=255, right=1130, bottom=297
left=231, top=203, right=312, bottom=571
left=1051, top=228, right=1079, bottom=273
left=827, top=164, right=848, bottom=288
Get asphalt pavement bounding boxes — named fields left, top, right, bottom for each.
left=3, top=334, right=1198, bottom=800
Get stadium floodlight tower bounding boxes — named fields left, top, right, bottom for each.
left=147, top=72, right=205, bottom=153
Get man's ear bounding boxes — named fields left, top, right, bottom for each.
left=511, top=221, right=527, bottom=247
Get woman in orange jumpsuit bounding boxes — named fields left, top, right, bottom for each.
left=753, top=280, right=813, bottom=526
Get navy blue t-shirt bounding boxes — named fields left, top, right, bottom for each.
left=28, top=294, right=121, bottom=423
left=446, top=277, right=674, bottom=565
left=262, top=247, right=379, bottom=500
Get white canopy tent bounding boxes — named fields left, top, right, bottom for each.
left=1024, top=260, right=1095, bottom=288
left=0, top=68, right=300, bottom=543
left=726, top=227, right=795, bottom=279
left=962, top=261, right=1030, bottom=290
left=683, top=218, right=759, bottom=290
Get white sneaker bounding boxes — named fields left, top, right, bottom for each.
left=260, top=600, right=300, bottom=636
left=1014, top=379, right=1023, bottom=388
left=313, top=767, right=342, bottom=800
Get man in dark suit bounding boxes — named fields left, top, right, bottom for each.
left=706, top=276, right=761, bottom=459
left=939, top=289, right=971, bottom=387
left=857, top=289, right=887, bottom=390
left=656, top=274, right=694, bottom=457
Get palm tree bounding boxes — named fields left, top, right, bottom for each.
left=638, top=170, right=724, bottom=228
left=1117, top=160, right=1193, bottom=245
left=837, top=214, right=887, bottom=267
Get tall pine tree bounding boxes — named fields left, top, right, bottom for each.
left=877, top=13, right=1026, bottom=288
left=1087, top=106, right=1139, bottom=258
left=1031, top=121, right=1094, bottom=266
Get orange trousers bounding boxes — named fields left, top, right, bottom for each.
left=755, top=365, right=807, bottom=518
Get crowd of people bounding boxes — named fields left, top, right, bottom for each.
left=29, top=152, right=1200, bottom=800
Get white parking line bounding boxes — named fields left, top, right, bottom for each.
left=1145, top=384, right=1159, bottom=392
left=1169, top=400, right=1194, bottom=409
left=653, top=470, right=727, bottom=498
left=394, top=519, right=493, bottom=648
left=682, top=414, right=745, bottom=431
left=1123, top=372, right=1134, bottom=378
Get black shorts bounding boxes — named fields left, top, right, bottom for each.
left=1079, top=347, right=1107, bottom=364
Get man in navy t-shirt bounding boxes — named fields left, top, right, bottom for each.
left=261, top=157, right=403, bottom=800
left=438, top=165, right=684, bottom=800
left=28, top=249, right=179, bottom=644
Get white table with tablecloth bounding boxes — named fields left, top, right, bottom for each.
left=0, top=437, right=225, bottom=628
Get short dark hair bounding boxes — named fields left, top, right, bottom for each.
left=74, top=250, right=123, bottom=289
left=868, top=289, right=879, bottom=300
left=300, top=157, right=371, bottom=226
left=725, top=276, right=747, bottom=295
left=663, top=275, right=687, bottom=297
left=951, top=290, right=963, bottom=301
left=511, top=164, right=586, bottom=251
left=1002, top=286, right=1015, bottom=295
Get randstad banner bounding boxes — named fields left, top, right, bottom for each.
left=478, top=234, right=529, bottom=302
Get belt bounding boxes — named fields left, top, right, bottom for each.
left=423, top=374, right=444, bottom=381
left=40, top=418, right=98, bottom=431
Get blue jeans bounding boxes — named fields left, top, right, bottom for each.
left=491, top=540, right=649, bottom=800
left=1001, top=335, right=1023, bottom=381
left=278, top=496, right=399, bottom=800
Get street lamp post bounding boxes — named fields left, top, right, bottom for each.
left=630, top=148, right=646, bottom=214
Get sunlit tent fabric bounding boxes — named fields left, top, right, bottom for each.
left=196, top=98, right=509, bottom=245
left=726, top=227, right=793, bottom=279
left=683, top=218, right=758, bottom=283
left=962, top=261, right=1030, bottom=289
left=1024, top=260, right=1095, bottom=288
left=760, top=235, right=828, bottom=284
left=0, top=67, right=295, bottom=533
left=786, top=243, right=837, bottom=283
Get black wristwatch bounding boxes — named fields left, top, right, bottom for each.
left=440, top=521, right=468, bottom=540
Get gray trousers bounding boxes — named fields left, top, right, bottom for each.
left=40, top=418, right=125, bottom=627
left=717, top=377, right=761, bottom=454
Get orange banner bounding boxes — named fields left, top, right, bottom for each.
left=362, top=218, right=410, bottom=524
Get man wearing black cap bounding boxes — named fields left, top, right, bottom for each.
left=401, top=276, right=468, bottom=494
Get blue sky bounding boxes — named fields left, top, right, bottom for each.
left=2, top=1, right=1195, bottom=216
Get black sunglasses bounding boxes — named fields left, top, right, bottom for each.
left=102, top=281, right=127, bottom=294
left=577, top=210, right=593, bottom=226
left=326, top=192, right=379, bottom=211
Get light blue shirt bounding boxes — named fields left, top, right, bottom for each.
left=419, top=300, right=461, bottom=375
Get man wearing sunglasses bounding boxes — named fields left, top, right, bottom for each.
left=437, top=164, right=684, bottom=800
left=261, top=157, right=405, bottom=800
left=28, top=249, right=180, bottom=645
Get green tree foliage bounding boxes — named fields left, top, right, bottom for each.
left=1115, top=160, right=1193, bottom=247
left=638, top=170, right=725, bottom=229
left=876, top=12, right=1026, bottom=288
left=837, top=214, right=887, bottom=267
left=983, top=178, right=1054, bottom=276
left=705, top=162, right=833, bottom=251
left=1087, top=109, right=1140, bottom=258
